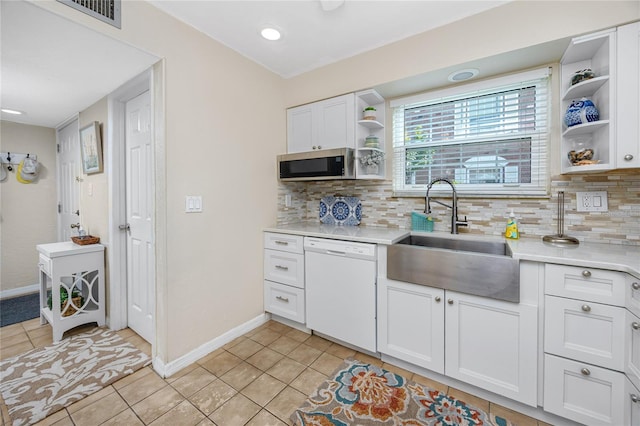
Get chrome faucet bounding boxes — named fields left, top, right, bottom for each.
left=425, top=178, right=468, bottom=234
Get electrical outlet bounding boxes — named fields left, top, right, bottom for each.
left=576, top=191, right=608, bottom=212
left=185, top=195, right=203, bottom=213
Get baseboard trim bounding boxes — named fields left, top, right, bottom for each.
left=0, top=284, right=39, bottom=300
left=152, top=313, right=269, bottom=378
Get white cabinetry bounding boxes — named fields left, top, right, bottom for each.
left=37, top=242, right=105, bottom=342
left=263, top=232, right=305, bottom=323
left=543, top=263, right=640, bottom=425
left=627, top=377, right=640, bottom=426
left=355, top=89, right=386, bottom=179
left=287, top=93, right=355, bottom=153
left=378, top=279, right=445, bottom=373
left=560, top=28, right=615, bottom=173
left=378, top=261, right=539, bottom=406
left=616, top=21, right=640, bottom=168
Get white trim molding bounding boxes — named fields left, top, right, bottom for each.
left=0, top=284, right=40, bottom=300
left=152, top=313, right=270, bottom=378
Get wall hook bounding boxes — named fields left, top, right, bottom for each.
left=6, top=153, right=12, bottom=172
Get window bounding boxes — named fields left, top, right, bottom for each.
left=391, top=68, right=550, bottom=196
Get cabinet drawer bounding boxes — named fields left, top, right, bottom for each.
left=543, top=354, right=625, bottom=426
left=264, top=281, right=305, bottom=323
left=545, top=295, right=626, bottom=371
left=545, top=264, right=626, bottom=306
left=628, top=310, right=640, bottom=391
left=38, top=254, right=51, bottom=276
left=264, top=232, right=304, bottom=254
left=264, top=250, right=304, bottom=289
left=626, top=376, right=640, bottom=426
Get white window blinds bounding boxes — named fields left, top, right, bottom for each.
left=391, top=68, right=550, bottom=196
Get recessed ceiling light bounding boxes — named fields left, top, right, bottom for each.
left=448, top=68, right=480, bottom=82
left=1, top=108, right=24, bottom=115
left=261, top=27, right=281, bottom=41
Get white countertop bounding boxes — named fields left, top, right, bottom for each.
left=265, top=223, right=640, bottom=278
left=264, top=222, right=409, bottom=245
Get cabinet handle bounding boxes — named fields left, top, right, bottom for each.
left=624, top=154, right=634, bottom=161
left=276, top=296, right=289, bottom=303
left=632, top=394, right=639, bottom=403
left=581, top=270, right=591, bottom=278
left=581, top=368, right=591, bottom=376
left=632, top=322, right=640, bottom=331
left=275, top=265, right=289, bottom=271
left=317, top=145, right=322, bottom=150
left=434, top=296, right=441, bottom=302
left=633, top=282, right=640, bottom=291
left=274, top=241, right=289, bottom=246
left=581, top=304, right=591, bottom=312
left=447, top=299, right=454, bottom=305
left=312, top=146, right=317, bottom=150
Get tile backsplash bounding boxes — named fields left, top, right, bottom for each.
left=277, top=170, right=639, bottom=245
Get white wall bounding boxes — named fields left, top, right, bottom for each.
left=0, top=121, right=57, bottom=294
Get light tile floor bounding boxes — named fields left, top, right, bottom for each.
left=0, top=319, right=550, bottom=426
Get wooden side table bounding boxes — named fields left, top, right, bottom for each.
left=37, top=242, right=105, bottom=342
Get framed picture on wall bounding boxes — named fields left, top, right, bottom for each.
left=80, top=121, right=103, bottom=174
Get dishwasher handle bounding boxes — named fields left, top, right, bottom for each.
left=326, top=250, right=346, bottom=256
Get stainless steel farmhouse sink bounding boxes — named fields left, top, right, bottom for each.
left=387, top=235, right=520, bottom=302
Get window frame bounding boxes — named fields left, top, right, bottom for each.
left=390, top=67, right=551, bottom=197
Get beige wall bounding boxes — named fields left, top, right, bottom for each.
left=0, top=121, right=57, bottom=293
left=29, top=0, right=639, bottom=365
left=33, top=0, right=285, bottom=363
left=78, top=97, right=109, bottom=244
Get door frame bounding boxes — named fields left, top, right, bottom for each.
left=106, top=61, right=167, bottom=367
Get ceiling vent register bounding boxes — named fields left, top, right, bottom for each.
left=57, top=0, right=121, bottom=29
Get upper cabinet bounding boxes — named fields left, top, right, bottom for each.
left=285, top=89, right=386, bottom=179
left=560, top=22, right=640, bottom=173
left=560, top=28, right=615, bottom=173
left=616, top=22, right=640, bottom=169
left=286, top=93, right=355, bottom=153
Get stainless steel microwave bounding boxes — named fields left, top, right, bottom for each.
left=278, top=148, right=355, bottom=181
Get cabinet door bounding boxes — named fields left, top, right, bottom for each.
left=264, top=249, right=304, bottom=289
left=616, top=22, right=640, bottom=168
left=264, top=280, right=305, bottom=323
left=445, top=291, right=537, bottom=406
left=544, top=295, right=626, bottom=371
left=628, top=310, right=640, bottom=391
left=377, top=279, right=445, bottom=374
left=626, top=377, right=640, bottom=426
left=544, top=354, right=625, bottom=426
left=287, top=104, right=315, bottom=153
left=316, top=93, right=355, bottom=150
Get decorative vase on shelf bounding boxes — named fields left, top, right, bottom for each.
left=564, top=97, right=599, bottom=127
left=363, top=108, right=377, bottom=120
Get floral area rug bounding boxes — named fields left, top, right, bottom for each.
left=0, top=327, right=151, bottom=426
left=292, top=358, right=511, bottom=426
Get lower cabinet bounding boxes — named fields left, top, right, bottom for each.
left=264, top=281, right=305, bottom=322
left=544, top=354, right=626, bottom=426
left=626, top=377, right=640, bottom=426
left=378, top=277, right=538, bottom=406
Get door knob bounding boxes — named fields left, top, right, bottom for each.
left=119, top=224, right=131, bottom=231
left=624, top=154, right=634, bottom=161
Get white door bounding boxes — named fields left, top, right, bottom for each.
left=125, top=91, right=154, bottom=344
left=56, top=119, right=81, bottom=241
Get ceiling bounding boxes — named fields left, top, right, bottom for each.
left=149, top=0, right=510, bottom=79
left=0, top=0, right=159, bottom=128
left=1, top=0, right=570, bottom=129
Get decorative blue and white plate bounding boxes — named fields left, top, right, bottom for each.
left=319, top=196, right=362, bottom=226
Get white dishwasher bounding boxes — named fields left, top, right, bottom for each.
left=304, top=237, right=377, bottom=353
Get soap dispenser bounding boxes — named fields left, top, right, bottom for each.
left=505, top=209, right=519, bottom=240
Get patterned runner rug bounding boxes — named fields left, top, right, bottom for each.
left=0, top=327, right=151, bottom=426
left=292, top=358, right=511, bottom=426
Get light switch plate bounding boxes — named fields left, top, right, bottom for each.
left=185, top=195, right=203, bottom=213
left=576, top=191, right=608, bottom=212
